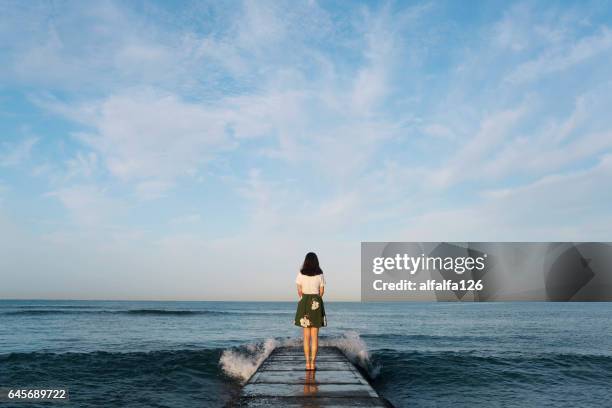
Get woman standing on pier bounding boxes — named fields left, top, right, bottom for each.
left=294, top=252, right=327, bottom=370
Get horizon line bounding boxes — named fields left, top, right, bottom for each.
left=0, top=297, right=362, bottom=302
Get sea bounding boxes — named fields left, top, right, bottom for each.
left=1, top=300, right=611, bottom=407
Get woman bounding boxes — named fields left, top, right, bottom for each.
left=294, top=252, right=327, bottom=370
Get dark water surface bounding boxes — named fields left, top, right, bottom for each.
left=1, top=300, right=611, bottom=407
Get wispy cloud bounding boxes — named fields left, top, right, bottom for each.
left=44, top=185, right=127, bottom=227
left=506, top=27, right=612, bottom=83
left=0, top=137, right=38, bottom=167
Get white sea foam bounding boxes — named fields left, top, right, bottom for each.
left=219, top=331, right=380, bottom=383
left=322, top=331, right=381, bottom=378
left=219, top=338, right=278, bottom=383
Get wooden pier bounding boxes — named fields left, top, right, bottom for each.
left=236, top=346, right=389, bottom=407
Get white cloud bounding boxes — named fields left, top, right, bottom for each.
left=169, top=213, right=202, bottom=225
left=0, top=137, right=38, bottom=167
left=492, top=3, right=570, bottom=53
left=135, top=180, right=175, bottom=200
left=45, top=185, right=126, bottom=227
left=40, top=89, right=233, bottom=182
left=4, top=4, right=423, bottom=234
left=400, top=154, right=612, bottom=241
left=506, top=27, right=612, bottom=84
left=351, top=17, right=392, bottom=116
left=428, top=105, right=527, bottom=188
left=464, top=85, right=612, bottom=182
left=64, top=152, right=98, bottom=181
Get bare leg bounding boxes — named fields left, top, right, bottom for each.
left=310, top=327, right=319, bottom=370
left=303, top=328, right=311, bottom=370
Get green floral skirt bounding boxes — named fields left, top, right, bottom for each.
left=294, top=294, right=326, bottom=328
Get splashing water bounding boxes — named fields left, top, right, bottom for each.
left=322, top=331, right=381, bottom=378
left=219, top=338, right=278, bottom=383
left=219, top=332, right=379, bottom=383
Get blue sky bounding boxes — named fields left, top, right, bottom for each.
left=1, top=0, right=611, bottom=301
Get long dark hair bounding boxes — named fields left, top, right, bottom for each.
left=300, top=252, right=323, bottom=276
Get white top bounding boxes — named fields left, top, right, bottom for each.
left=296, top=273, right=325, bottom=294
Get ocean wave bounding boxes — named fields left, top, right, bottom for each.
left=2, top=309, right=223, bottom=316
left=123, top=309, right=223, bottom=316
left=219, top=338, right=278, bottom=383
left=322, top=331, right=381, bottom=378
left=362, top=332, right=502, bottom=343
left=3, top=338, right=612, bottom=407
left=9, top=304, right=100, bottom=309
left=0, top=348, right=236, bottom=407
left=369, top=349, right=612, bottom=388
left=3, top=309, right=80, bottom=315
left=218, top=332, right=380, bottom=384
left=0, top=349, right=222, bottom=377
left=0, top=348, right=226, bottom=384
left=2, top=309, right=292, bottom=317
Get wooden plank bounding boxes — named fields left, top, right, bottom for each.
left=236, top=346, right=389, bottom=407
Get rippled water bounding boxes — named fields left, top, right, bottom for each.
left=1, top=300, right=611, bottom=407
